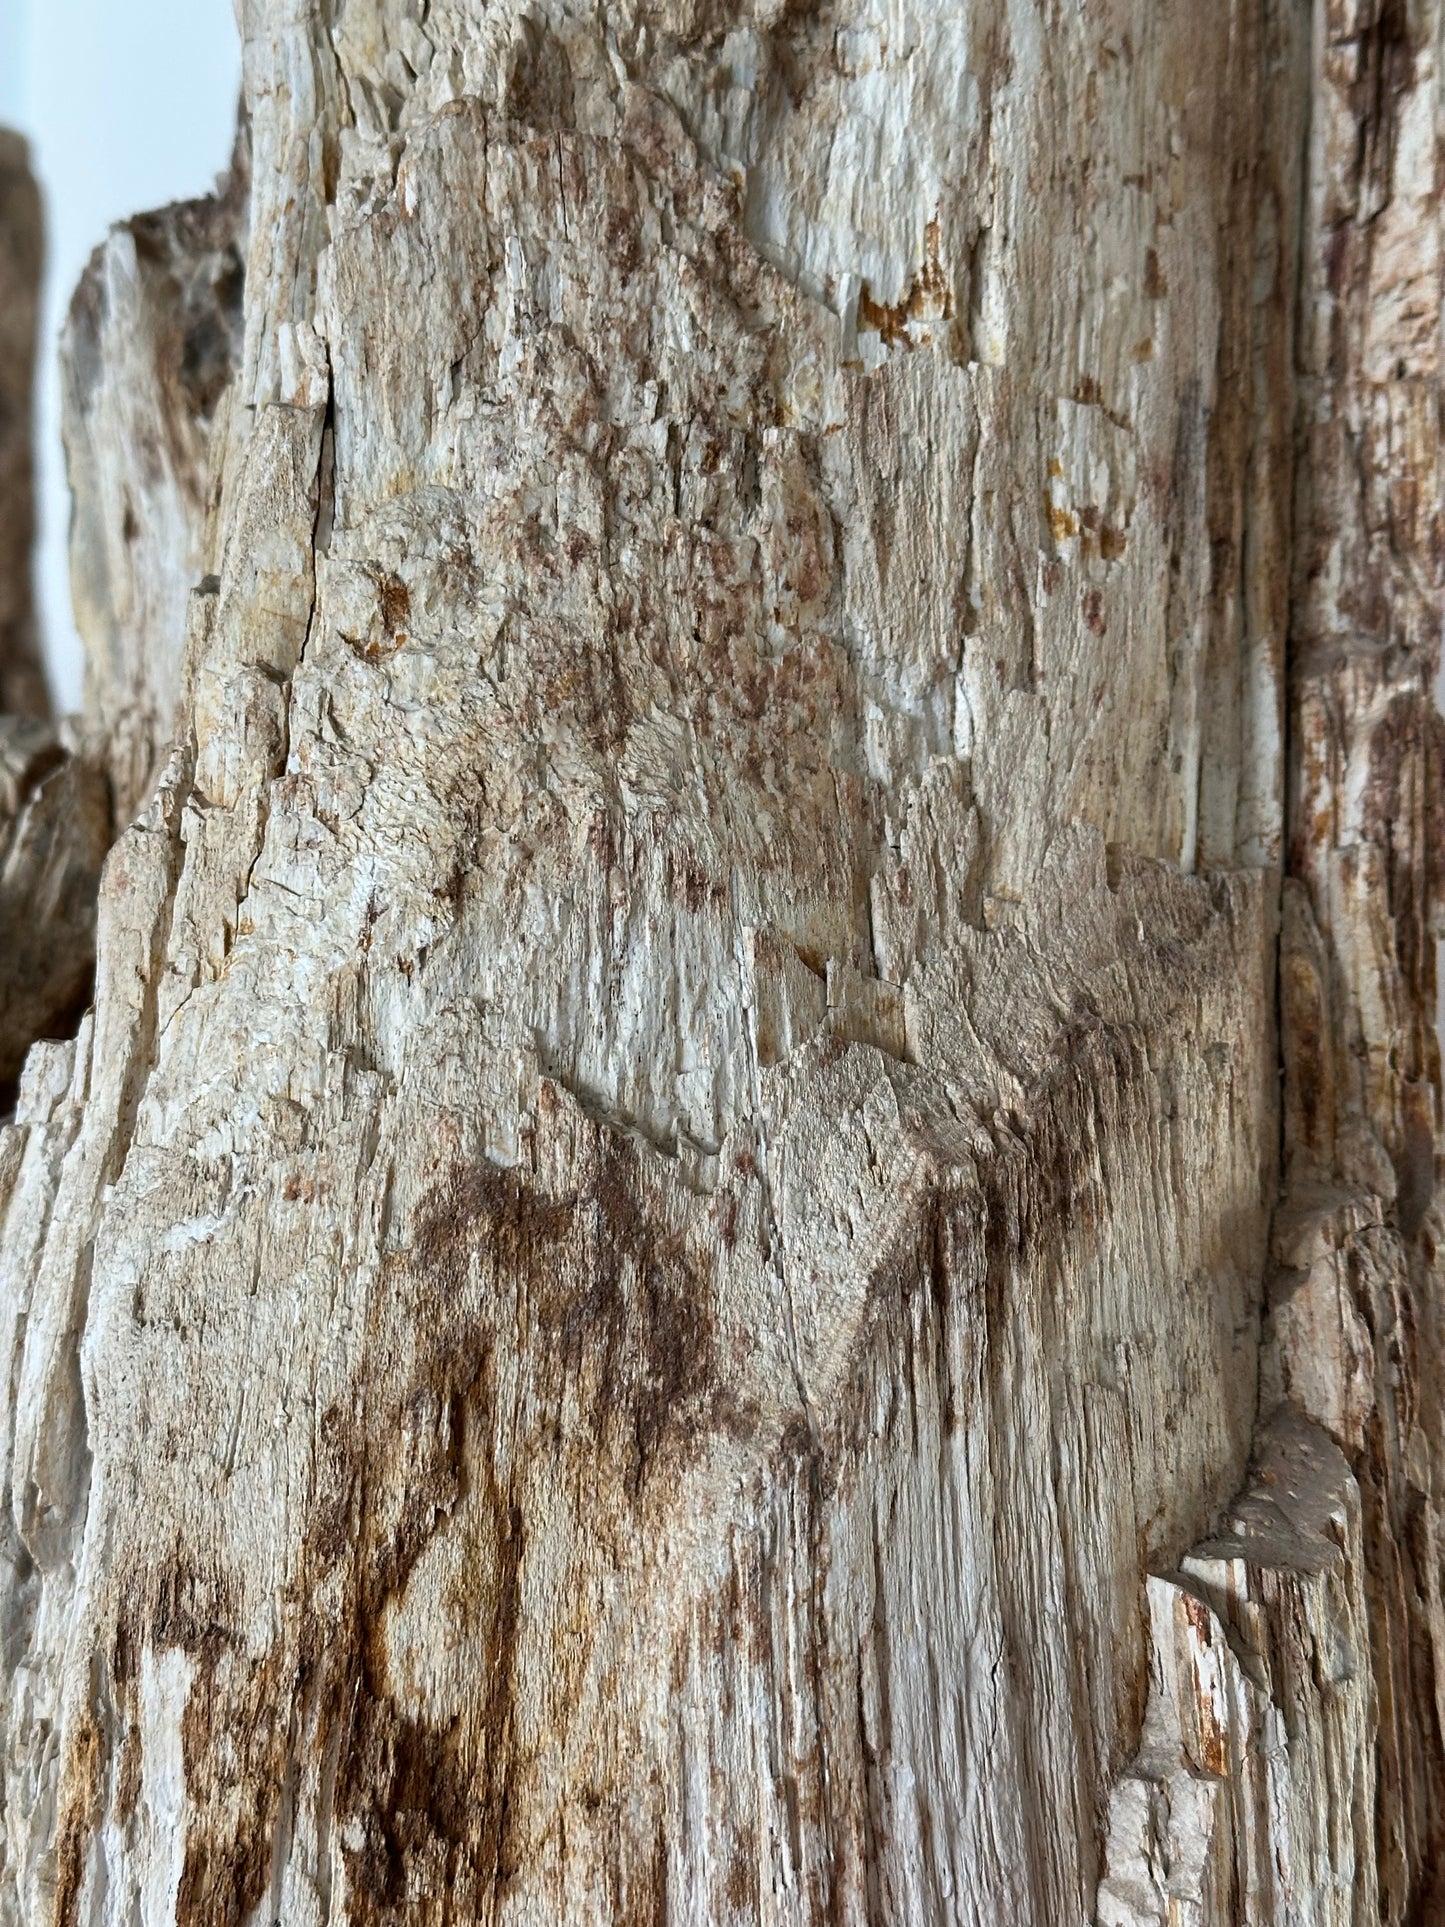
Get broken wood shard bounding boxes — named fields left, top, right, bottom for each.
left=0, top=132, right=48, bottom=721
left=1099, top=1409, right=1375, bottom=1926
left=0, top=133, right=109, bottom=1103
left=0, top=718, right=108, bottom=1091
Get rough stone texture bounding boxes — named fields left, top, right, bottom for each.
left=0, top=2, right=1439, bottom=1924
left=0, top=131, right=49, bottom=722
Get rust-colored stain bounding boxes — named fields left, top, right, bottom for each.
left=1180, top=1593, right=1229, bottom=1778
left=343, top=568, right=413, bottom=661
left=163, top=1126, right=733, bottom=1921
left=378, top=570, right=411, bottom=635
left=53, top=1715, right=103, bottom=1927
left=857, top=219, right=954, bottom=346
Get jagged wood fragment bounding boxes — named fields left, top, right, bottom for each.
left=0, top=135, right=111, bottom=1107
left=0, top=131, right=48, bottom=721
left=0, top=720, right=109, bottom=1093
left=1098, top=1410, right=1374, bottom=1926
left=63, top=155, right=247, bottom=826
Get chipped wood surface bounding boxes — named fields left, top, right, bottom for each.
left=0, top=2, right=1441, bottom=1923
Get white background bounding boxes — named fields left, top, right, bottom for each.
left=1, top=0, right=239, bottom=709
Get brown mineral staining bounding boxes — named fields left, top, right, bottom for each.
left=1282, top=952, right=1332, bottom=1166
left=857, top=219, right=954, bottom=346
left=1180, top=1592, right=1229, bottom=1777
left=145, top=1556, right=239, bottom=1660
left=1395, top=1083, right=1435, bottom=1241
left=176, top=1734, right=282, bottom=1927
left=341, top=568, right=413, bottom=662
left=668, top=844, right=728, bottom=914
left=113, top=1723, right=142, bottom=1831
left=377, top=570, right=412, bottom=639
left=725, top=1850, right=754, bottom=1909
left=53, top=1715, right=103, bottom=1927
left=848, top=1020, right=1138, bottom=1458
left=411, top=1135, right=721, bottom=1498
left=336, top=1450, right=528, bottom=1912
left=502, top=13, right=576, bottom=130
left=138, top=1577, right=284, bottom=1927
left=340, top=1693, right=509, bottom=1913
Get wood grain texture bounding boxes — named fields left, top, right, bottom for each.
left=0, top=3, right=1439, bottom=1922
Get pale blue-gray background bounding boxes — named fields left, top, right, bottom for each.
left=2, top=0, right=239, bottom=708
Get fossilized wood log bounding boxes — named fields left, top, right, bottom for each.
left=0, top=2, right=1440, bottom=1924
